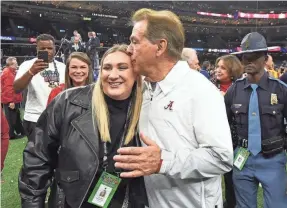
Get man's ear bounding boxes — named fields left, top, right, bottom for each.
left=156, top=39, right=167, bottom=57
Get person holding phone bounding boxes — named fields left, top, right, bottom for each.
left=13, top=34, right=66, bottom=141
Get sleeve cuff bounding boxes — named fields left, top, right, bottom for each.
left=159, top=149, right=175, bottom=174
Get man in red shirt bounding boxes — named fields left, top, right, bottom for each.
left=1, top=57, right=25, bottom=139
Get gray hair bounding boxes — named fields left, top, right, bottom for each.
left=6, top=57, right=17, bottom=66
left=181, top=48, right=197, bottom=62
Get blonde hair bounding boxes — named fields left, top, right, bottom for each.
left=215, top=55, right=244, bottom=80
left=132, top=8, right=185, bottom=60
left=92, top=44, right=143, bottom=144
left=65, top=52, right=94, bottom=89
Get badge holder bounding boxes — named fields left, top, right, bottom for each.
left=88, top=171, right=121, bottom=208
left=234, top=147, right=250, bottom=170
left=88, top=100, right=133, bottom=207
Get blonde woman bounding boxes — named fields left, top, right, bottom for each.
left=19, top=45, right=148, bottom=208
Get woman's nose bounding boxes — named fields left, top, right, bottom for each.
left=73, top=67, right=82, bottom=73
left=109, top=69, right=120, bottom=79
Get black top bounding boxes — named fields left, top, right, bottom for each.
left=86, top=36, right=101, bottom=55
left=280, top=72, right=287, bottom=85
left=225, top=71, right=287, bottom=143
left=82, top=94, right=133, bottom=208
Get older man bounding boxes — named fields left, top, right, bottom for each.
left=181, top=48, right=200, bottom=70
left=1, top=57, right=25, bottom=139
left=114, top=8, right=233, bottom=208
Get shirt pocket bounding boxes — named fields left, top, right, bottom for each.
left=261, top=104, right=284, bottom=129
left=231, top=104, right=248, bottom=128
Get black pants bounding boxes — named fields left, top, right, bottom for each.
left=23, top=120, right=37, bottom=142
left=224, top=170, right=236, bottom=208
left=3, top=103, right=25, bottom=138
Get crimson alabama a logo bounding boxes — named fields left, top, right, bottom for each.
left=164, top=101, right=174, bottom=111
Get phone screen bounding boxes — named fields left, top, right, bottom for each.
left=38, top=51, right=48, bottom=63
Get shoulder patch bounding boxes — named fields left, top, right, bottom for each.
left=268, top=77, right=287, bottom=88
left=235, top=76, right=246, bottom=82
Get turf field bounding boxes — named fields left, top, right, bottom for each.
left=1, top=137, right=267, bottom=208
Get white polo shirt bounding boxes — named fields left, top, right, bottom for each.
left=139, top=61, right=233, bottom=208
left=15, top=58, right=65, bottom=122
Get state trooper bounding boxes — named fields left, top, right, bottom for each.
left=225, top=32, right=287, bottom=208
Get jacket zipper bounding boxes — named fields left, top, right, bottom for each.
left=78, top=149, right=99, bottom=208
left=70, top=115, right=101, bottom=208
left=73, top=119, right=100, bottom=208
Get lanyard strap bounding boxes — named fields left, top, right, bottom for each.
left=102, top=98, right=133, bottom=171
left=121, top=184, right=129, bottom=208
left=43, top=60, right=60, bottom=86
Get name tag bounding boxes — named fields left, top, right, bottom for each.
left=234, top=147, right=250, bottom=170
left=88, top=171, right=121, bottom=208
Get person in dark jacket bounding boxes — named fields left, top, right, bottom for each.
left=69, top=35, right=85, bottom=53
left=86, top=31, right=100, bottom=74
left=280, top=71, right=287, bottom=84
left=227, top=32, right=287, bottom=208
left=200, top=61, right=211, bottom=79
left=18, top=44, right=148, bottom=208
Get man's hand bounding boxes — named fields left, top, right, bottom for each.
left=9, top=103, right=15, bottom=109
left=114, top=133, right=161, bottom=178
left=29, top=59, right=49, bottom=75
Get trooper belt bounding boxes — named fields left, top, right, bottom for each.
left=237, top=135, right=286, bottom=156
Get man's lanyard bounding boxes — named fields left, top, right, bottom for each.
left=102, top=98, right=133, bottom=172
left=42, top=60, right=60, bottom=88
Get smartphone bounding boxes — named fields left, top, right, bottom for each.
left=38, top=50, right=48, bottom=63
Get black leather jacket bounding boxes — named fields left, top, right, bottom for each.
left=19, top=85, right=148, bottom=208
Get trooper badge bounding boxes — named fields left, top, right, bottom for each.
left=270, top=93, right=278, bottom=105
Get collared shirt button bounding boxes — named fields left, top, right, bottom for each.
left=273, top=111, right=276, bottom=114
left=67, top=176, right=71, bottom=181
